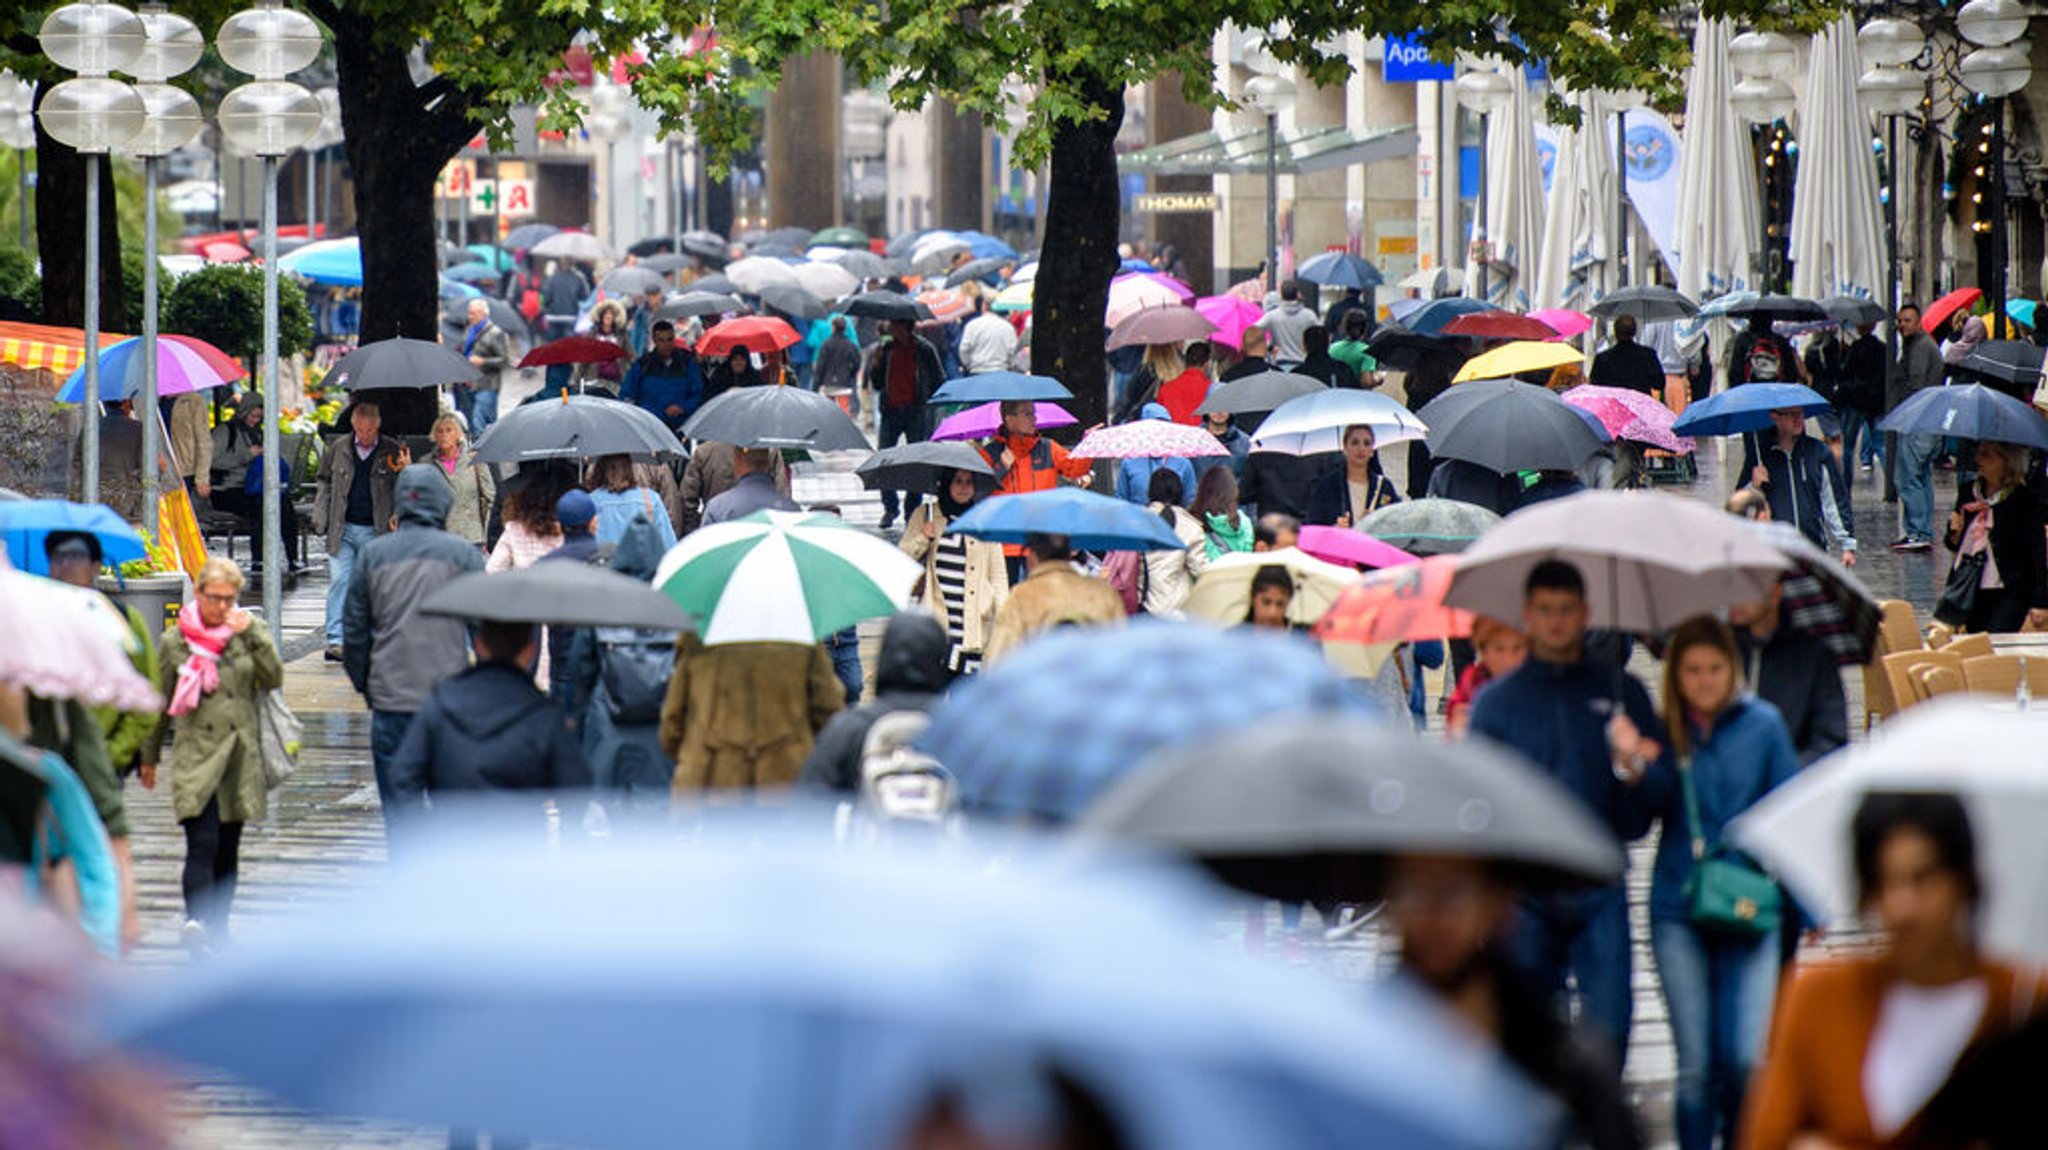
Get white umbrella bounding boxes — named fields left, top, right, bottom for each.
left=1183, top=547, right=1361, bottom=628
left=909, top=232, right=969, bottom=276
left=531, top=231, right=617, bottom=264
left=1532, top=90, right=1614, bottom=312
left=1673, top=18, right=1763, bottom=300
left=653, top=511, right=921, bottom=646
left=1731, top=699, right=2048, bottom=963
left=792, top=260, right=859, bottom=301
left=1788, top=15, right=1887, bottom=304
left=1249, top=389, right=1429, bottom=456
left=1467, top=70, right=1545, bottom=311
left=724, top=256, right=801, bottom=295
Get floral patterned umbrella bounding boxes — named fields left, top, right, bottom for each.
left=1560, top=385, right=1694, bottom=453
left=1071, top=419, right=1228, bottom=460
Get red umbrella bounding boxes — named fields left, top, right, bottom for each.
left=1920, top=286, right=1984, bottom=338
left=1438, top=311, right=1559, bottom=341
left=201, top=240, right=251, bottom=263
left=697, top=316, right=801, bottom=357
left=518, top=336, right=632, bottom=368
left=1311, top=555, right=1474, bottom=646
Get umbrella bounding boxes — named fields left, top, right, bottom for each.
left=471, top=395, right=681, bottom=464
left=682, top=385, right=868, bottom=451
left=1920, top=286, right=1983, bottom=338
left=1182, top=548, right=1360, bottom=627
left=1356, top=324, right=1446, bottom=371
left=2009, top=299, right=2039, bottom=330
left=958, top=230, right=1019, bottom=261
left=418, top=563, right=688, bottom=630
left=1694, top=290, right=1760, bottom=319
left=1721, top=293, right=1828, bottom=322
left=1106, top=305, right=1217, bottom=351
left=808, top=225, right=867, bottom=248
left=931, top=401, right=1077, bottom=442
left=1070, top=420, right=1228, bottom=461
left=1467, top=70, right=1545, bottom=309
left=1452, top=340, right=1586, bottom=384
left=112, top=817, right=1548, bottom=1150
left=943, top=256, right=1011, bottom=287
left=637, top=253, right=693, bottom=275
left=54, top=334, right=245, bottom=402
left=0, top=499, right=148, bottom=577
left=1193, top=295, right=1263, bottom=351
left=531, top=231, right=616, bottom=264
left=1588, top=286, right=1700, bottom=323
left=920, top=623, right=1385, bottom=823
left=758, top=283, right=828, bottom=322
left=946, top=487, right=1186, bottom=552
left=441, top=262, right=504, bottom=285
left=1879, top=381, right=2048, bottom=450
left=277, top=237, right=363, bottom=286
left=1196, top=370, right=1324, bottom=417
left=1788, top=16, right=1888, bottom=305
left=687, top=274, right=742, bottom=297
left=1249, top=389, right=1428, bottom=456
left=791, top=262, right=858, bottom=301
left=1312, top=555, right=1472, bottom=646
left=725, top=256, right=801, bottom=295
left=0, top=555, right=160, bottom=711
left=990, top=282, right=1034, bottom=313
left=1398, top=266, right=1465, bottom=296
left=519, top=337, right=633, bottom=369
left=916, top=287, right=973, bottom=325
left=842, top=291, right=931, bottom=324
left=1079, top=721, right=1625, bottom=908
left=760, top=226, right=815, bottom=250
left=465, top=244, right=517, bottom=271
left=1746, top=520, right=1881, bottom=666
left=1404, top=296, right=1494, bottom=336
left=1729, top=699, right=2048, bottom=961
left=855, top=441, right=996, bottom=495
left=1821, top=295, right=1887, bottom=327
left=438, top=277, right=483, bottom=302
left=659, top=291, right=744, bottom=320
left=1674, top=19, right=1764, bottom=299
left=439, top=297, right=529, bottom=344
left=1446, top=490, right=1792, bottom=632
left=1960, top=340, right=2046, bottom=388
left=1417, top=380, right=1608, bottom=473
left=328, top=338, right=479, bottom=392
left=502, top=223, right=559, bottom=251
left=909, top=232, right=970, bottom=275
left=750, top=246, right=806, bottom=262
left=201, top=239, right=250, bottom=263
left=1529, top=308, right=1593, bottom=339
left=1295, top=251, right=1384, bottom=290
left=679, top=232, right=730, bottom=264
left=1671, top=382, right=1831, bottom=438
left=810, top=248, right=894, bottom=281
left=599, top=267, right=666, bottom=297
left=1295, top=525, right=1419, bottom=572
left=1358, top=498, right=1501, bottom=555
left=1439, top=311, right=1558, bottom=342
left=654, top=511, right=919, bottom=644
left=928, top=371, right=1073, bottom=405
left=1560, top=384, right=1694, bottom=453
left=697, top=316, right=801, bottom=357
left=1106, top=276, right=1191, bottom=328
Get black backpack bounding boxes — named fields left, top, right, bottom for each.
left=594, top=626, right=678, bottom=724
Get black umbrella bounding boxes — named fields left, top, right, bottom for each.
left=1821, top=295, right=1887, bottom=327
left=760, top=282, right=828, bottom=321
left=1077, top=720, right=1626, bottom=907
left=502, top=223, right=559, bottom=252
left=639, top=253, right=693, bottom=275
left=1587, top=285, right=1699, bottom=323
left=1960, top=340, right=2046, bottom=388
left=688, top=274, right=741, bottom=297
left=626, top=236, right=674, bottom=258
left=944, top=256, right=1011, bottom=287
left=1724, top=293, right=1828, bottom=321
left=419, top=562, right=688, bottom=630
left=659, top=291, right=744, bottom=320
left=682, top=385, right=870, bottom=451
left=680, top=234, right=729, bottom=264
left=472, top=395, right=682, bottom=463
left=842, top=290, right=933, bottom=324
left=1417, top=379, right=1607, bottom=473
left=1195, top=370, right=1325, bottom=416
left=329, top=338, right=479, bottom=391
left=440, top=297, right=530, bottom=344
left=1362, top=324, right=1450, bottom=370
left=855, top=441, right=996, bottom=495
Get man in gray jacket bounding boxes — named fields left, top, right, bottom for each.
left=1886, top=302, right=1946, bottom=551
left=313, top=401, right=408, bottom=659
left=343, top=463, right=485, bottom=826
left=457, top=298, right=513, bottom=436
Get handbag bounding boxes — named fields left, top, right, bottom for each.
left=255, top=687, right=303, bottom=790
left=1934, top=547, right=1988, bottom=627
left=1677, top=756, right=1781, bottom=937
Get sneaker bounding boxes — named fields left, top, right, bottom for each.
left=877, top=513, right=896, bottom=533
left=325, top=644, right=345, bottom=662
left=1891, top=538, right=1932, bottom=553
left=180, top=918, right=208, bottom=959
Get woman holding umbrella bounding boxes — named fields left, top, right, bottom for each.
left=1939, top=440, right=2048, bottom=632
left=573, top=300, right=632, bottom=392
left=900, top=469, right=1010, bottom=674
left=1303, top=425, right=1401, bottom=528
left=428, top=414, right=495, bottom=550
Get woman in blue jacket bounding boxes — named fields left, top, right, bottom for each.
left=1632, top=616, right=1800, bottom=1150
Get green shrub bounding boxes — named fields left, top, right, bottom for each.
left=0, top=247, right=39, bottom=318
left=162, top=262, right=313, bottom=362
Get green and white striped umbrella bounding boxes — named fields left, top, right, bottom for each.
left=653, top=511, right=922, bottom=646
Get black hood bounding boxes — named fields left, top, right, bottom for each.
left=610, top=516, right=666, bottom=582
left=393, top=463, right=455, bottom=528
left=875, top=611, right=950, bottom=694
left=439, top=663, right=546, bottom=741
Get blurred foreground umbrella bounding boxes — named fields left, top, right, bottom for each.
left=654, top=511, right=919, bottom=644
left=0, top=499, right=148, bottom=577
left=1878, top=381, right=2048, bottom=450
left=419, top=563, right=687, bottom=630
left=1182, top=548, right=1359, bottom=627
left=683, top=385, right=868, bottom=451
left=328, top=337, right=478, bottom=391
left=1313, top=555, right=1473, bottom=646
left=0, top=556, right=161, bottom=711
left=1358, top=498, right=1501, bottom=555
left=472, top=395, right=681, bottom=463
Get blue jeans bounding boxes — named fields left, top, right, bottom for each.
left=827, top=628, right=862, bottom=704
left=1652, top=918, right=1782, bottom=1150
left=1508, top=883, right=1634, bottom=1060
left=324, top=522, right=377, bottom=644
left=1897, top=432, right=1941, bottom=542
left=875, top=405, right=926, bottom=522
left=369, top=708, right=413, bottom=828
left=1840, top=408, right=1884, bottom=469
left=471, top=388, right=500, bottom=437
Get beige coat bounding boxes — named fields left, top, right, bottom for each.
left=899, top=502, right=1010, bottom=657
left=144, top=624, right=284, bottom=823
left=659, top=635, right=845, bottom=792
left=1141, top=504, right=1210, bottom=618
left=435, top=451, right=496, bottom=546
left=167, top=392, right=214, bottom=483
left=983, top=563, right=1126, bottom=664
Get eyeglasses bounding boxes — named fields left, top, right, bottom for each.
left=197, top=589, right=239, bottom=605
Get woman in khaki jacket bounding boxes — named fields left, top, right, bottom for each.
left=898, top=469, right=1009, bottom=674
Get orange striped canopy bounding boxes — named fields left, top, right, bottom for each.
left=0, top=321, right=131, bottom=377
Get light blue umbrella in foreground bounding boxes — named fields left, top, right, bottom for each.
left=277, top=237, right=362, bottom=286
left=1671, top=382, right=1829, bottom=438
left=107, top=815, right=1554, bottom=1150
left=0, top=499, right=147, bottom=576
left=948, top=486, right=1186, bottom=551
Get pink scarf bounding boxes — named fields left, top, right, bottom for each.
left=168, top=601, right=234, bottom=716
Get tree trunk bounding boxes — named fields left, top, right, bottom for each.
left=1030, top=74, right=1124, bottom=432
left=33, top=109, right=124, bottom=331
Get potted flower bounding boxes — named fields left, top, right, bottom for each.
left=95, top=527, right=191, bottom=635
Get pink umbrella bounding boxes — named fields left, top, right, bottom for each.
left=1070, top=419, right=1228, bottom=460
left=0, top=555, right=162, bottom=712
left=1561, top=384, right=1694, bottom=454
left=1106, top=275, right=1192, bottom=327
left=1530, top=308, right=1593, bottom=340
left=931, top=401, right=1078, bottom=442
left=1195, top=295, right=1264, bottom=351
left=1297, top=525, right=1420, bottom=571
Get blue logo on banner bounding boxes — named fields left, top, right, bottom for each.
left=1384, top=35, right=1453, bottom=82
left=1624, top=122, right=1675, bottom=183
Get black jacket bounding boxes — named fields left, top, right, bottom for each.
left=1589, top=341, right=1664, bottom=395
left=861, top=332, right=947, bottom=411
left=1296, top=351, right=1361, bottom=390
left=1239, top=450, right=1334, bottom=520
left=798, top=613, right=950, bottom=792
left=1737, top=434, right=1856, bottom=553
left=386, top=662, right=592, bottom=828
left=1837, top=333, right=1889, bottom=416
left=1302, top=462, right=1399, bottom=527
left=1735, top=623, right=1848, bottom=765
left=1945, top=482, right=2048, bottom=614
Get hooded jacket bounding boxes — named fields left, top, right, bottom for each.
left=344, top=464, right=487, bottom=713
left=384, top=661, right=592, bottom=832
left=1736, top=433, right=1856, bottom=556
left=798, top=613, right=951, bottom=792
left=561, top=519, right=678, bottom=800
left=1467, top=654, right=1660, bottom=847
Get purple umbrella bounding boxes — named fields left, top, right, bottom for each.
left=931, top=401, right=1078, bottom=442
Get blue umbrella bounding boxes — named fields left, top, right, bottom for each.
left=1404, top=297, right=1494, bottom=336
left=957, top=230, right=1018, bottom=260
left=919, top=623, right=1384, bottom=824
left=1296, top=251, right=1385, bottom=290
left=0, top=499, right=147, bottom=576
left=277, top=238, right=363, bottom=286
left=947, top=487, right=1185, bottom=552
left=110, top=814, right=1548, bottom=1150
left=438, top=277, right=483, bottom=301
left=1671, top=383, right=1830, bottom=438
left=1880, top=382, right=2048, bottom=450
left=928, top=371, right=1074, bottom=405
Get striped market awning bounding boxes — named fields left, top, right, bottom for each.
left=0, top=321, right=131, bottom=379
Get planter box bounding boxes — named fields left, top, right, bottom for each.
left=97, top=572, right=190, bottom=635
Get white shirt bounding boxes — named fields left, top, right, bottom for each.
left=1863, top=978, right=1987, bottom=1138
left=959, top=313, right=1019, bottom=375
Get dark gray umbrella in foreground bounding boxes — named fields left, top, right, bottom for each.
left=1078, top=720, right=1626, bottom=907
left=473, top=395, right=682, bottom=463
left=1417, top=379, right=1607, bottom=473
left=1358, top=498, right=1501, bottom=555
left=1961, top=340, right=2046, bottom=388
left=842, top=290, right=932, bottom=324
left=1587, top=285, right=1699, bottom=323
left=419, top=562, right=688, bottom=630
left=683, top=385, right=869, bottom=450
left=329, top=337, right=479, bottom=391
left=660, top=291, right=744, bottom=320
left=1196, top=370, right=1325, bottom=416
left=855, top=441, right=995, bottom=495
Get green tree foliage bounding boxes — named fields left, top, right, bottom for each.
left=163, top=262, right=313, bottom=363
left=0, top=245, right=37, bottom=316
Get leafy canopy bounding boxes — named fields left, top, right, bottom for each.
left=163, top=262, right=313, bottom=362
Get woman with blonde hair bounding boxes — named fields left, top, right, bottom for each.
left=428, top=412, right=494, bottom=548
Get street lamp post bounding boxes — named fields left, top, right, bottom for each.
left=1956, top=0, right=2032, bottom=330
left=1453, top=67, right=1512, bottom=303
left=1858, top=19, right=1928, bottom=331
left=1243, top=71, right=1296, bottom=288
left=216, top=0, right=323, bottom=642
left=0, top=73, right=33, bottom=249
left=1729, top=32, right=1799, bottom=293
left=1605, top=89, right=1645, bottom=291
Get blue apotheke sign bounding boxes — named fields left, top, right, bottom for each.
left=1383, top=35, right=1454, bottom=83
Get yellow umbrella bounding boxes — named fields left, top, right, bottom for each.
left=1453, top=340, right=1586, bottom=384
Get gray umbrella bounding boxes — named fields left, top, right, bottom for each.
left=944, top=256, right=1011, bottom=287
left=1357, top=498, right=1501, bottom=555
left=1078, top=720, right=1625, bottom=907
left=842, top=291, right=932, bottom=324
left=639, top=253, right=693, bottom=275
left=1196, top=370, right=1325, bottom=416
left=822, top=249, right=896, bottom=281
left=472, top=395, right=682, bottom=463
left=503, top=223, right=560, bottom=252
left=600, top=266, right=667, bottom=296
left=441, top=297, right=530, bottom=344
left=419, top=562, right=688, bottom=629
left=1821, top=295, right=1887, bottom=326
left=1106, top=305, right=1216, bottom=351
left=1587, top=285, right=1699, bottom=323
left=855, top=441, right=996, bottom=495
left=687, top=274, right=741, bottom=297
left=1416, top=379, right=1606, bottom=473
left=1723, top=293, right=1828, bottom=321
left=533, top=231, right=617, bottom=264
left=683, top=385, right=870, bottom=451
left=759, top=282, right=828, bottom=321
left=659, top=291, right=744, bottom=320
left=330, top=338, right=479, bottom=391
left=680, top=234, right=729, bottom=264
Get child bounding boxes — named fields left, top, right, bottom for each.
left=1446, top=617, right=1528, bottom=737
